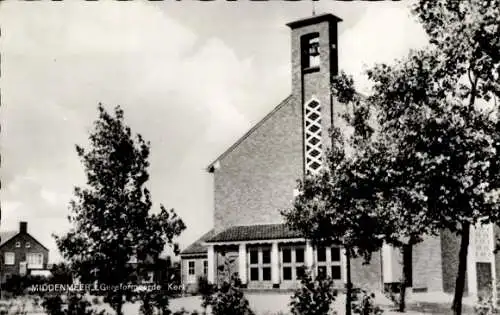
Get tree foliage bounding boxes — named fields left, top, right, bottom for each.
left=285, top=2, right=499, bottom=315
left=55, top=104, right=186, bottom=315
left=364, top=2, right=500, bottom=313
left=289, top=273, right=337, bottom=315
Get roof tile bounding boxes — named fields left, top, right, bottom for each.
left=206, top=223, right=303, bottom=243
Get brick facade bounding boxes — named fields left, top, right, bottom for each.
left=0, top=222, right=49, bottom=283
left=213, top=96, right=303, bottom=232
left=412, top=235, right=444, bottom=292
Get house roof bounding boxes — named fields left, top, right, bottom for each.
left=0, top=231, right=18, bottom=247
left=180, top=229, right=216, bottom=256
left=206, top=223, right=303, bottom=243
left=206, top=95, right=293, bottom=172
left=0, top=231, right=50, bottom=251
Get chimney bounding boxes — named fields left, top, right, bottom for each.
left=20, top=221, right=27, bottom=234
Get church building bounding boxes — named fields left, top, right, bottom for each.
left=180, top=13, right=499, bottom=298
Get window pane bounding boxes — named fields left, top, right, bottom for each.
left=283, top=249, right=291, bottom=263
left=262, top=267, right=271, bottom=281
left=250, top=268, right=259, bottom=281
left=317, top=247, right=326, bottom=262
left=4, top=253, right=14, bottom=265
left=296, top=267, right=305, bottom=280
left=188, top=261, right=195, bottom=275
left=250, top=250, right=259, bottom=264
left=262, top=249, right=271, bottom=264
left=331, top=247, right=341, bottom=262
left=331, top=266, right=341, bottom=280
left=295, top=248, right=304, bottom=263
left=283, top=267, right=292, bottom=280
left=317, top=266, right=327, bottom=279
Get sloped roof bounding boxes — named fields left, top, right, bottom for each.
left=0, top=231, right=18, bottom=247
left=206, top=223, right=303, bottom=243
left=206, top=95, right=293, bottom=172
left=0, top=231, right=49, bottom=251
left=180, top=229, right=216, bottom=256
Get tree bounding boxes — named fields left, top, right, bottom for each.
left=410, top=2, right=500, bottom=313
left=366, top=42, right=500, bottom=315
left=282, top=73, right=385, bottom=315
left=55, top=104, right=186, bottom=315
left=413, top=0, right=500, bottom=99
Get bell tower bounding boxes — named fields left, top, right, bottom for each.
left=287, top=14, right=342, bottom=175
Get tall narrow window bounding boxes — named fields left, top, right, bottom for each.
left=203, top=260, right=208, bottom=276
left=304, top=100, right=323, bottom=174
left=281, top=245, right=305, bottom=281
left=316, top=246, right=342, bottom=280
left=301, top=33, right=320, bottom=70
left=248, top=246, right=271, bottom=282
left=188, top=261, right=195, bottom=275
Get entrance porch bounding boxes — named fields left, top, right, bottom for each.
left=203, top=224, right=346, bottom=290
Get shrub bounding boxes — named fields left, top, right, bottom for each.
left=209, top=282, right=254, bottom=315
left=197, top=276, right=214, bottom=296
left=351, top=290, right=383, bottom=315
left=2, top=275, right=48, bottom=297
left=474, top=293, right=497, bottom=315
left=138, top=289, right=172, bottom=315
left=202, top=274, right=253, bottom=315
left=91, top=297, right=101, bottom=305
left=289, top=273, right=337, bottom=315
left=42, top=293, right=108, bottom=315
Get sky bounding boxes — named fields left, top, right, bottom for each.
left=0, top=0, right=429, bottom=263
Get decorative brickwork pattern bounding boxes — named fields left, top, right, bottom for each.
left=304, top=100, right=323, bottom=174
left=475, top=224, right=493, bottom=263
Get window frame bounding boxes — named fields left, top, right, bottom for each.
left=316, top=245, right=342, bottom=280
left=248, top=246, right=272, bottom=282
left=4, top=252, right=15, bottom=265
left=203, top=260, right=208, bottom=276
left=27, top=253, right=44, bottom=269
left=280, top=245, right=305, bottom=282
left=187, top=260, right=195, bottom=276
left=25, top=242, right=31, bottom=248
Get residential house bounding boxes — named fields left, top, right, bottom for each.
left=0, top=222, right=49, bottom=283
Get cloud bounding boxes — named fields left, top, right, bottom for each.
left=0, top=1, right=261, bottom=261
left=1, top=1, right=431, bottom=263
left=339, top=3, right=429, bottom=93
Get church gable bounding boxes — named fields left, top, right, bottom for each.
left=208, top=14, right=342, bottom=233
left=210, top=95, right=304, bottom=231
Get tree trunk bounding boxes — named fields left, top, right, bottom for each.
left=346, top=249, right=353, bottom=315
left=399, top=274, right=406, bottom=313
left=399, top=244, right=412, bottom=312
left=452, top=223, right=470, bottom=315
left=112, top=293, right=124, bottom=315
